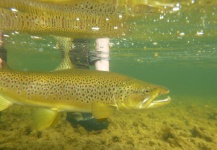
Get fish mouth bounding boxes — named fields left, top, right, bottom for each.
left=146, top=96, right=171, bottom=109
left=146, top=88, right=171, bottom=109
left=138, top=89, right=171, bottom=109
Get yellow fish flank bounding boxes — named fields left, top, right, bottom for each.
left=0, top=0, right=174, bottom=38
left=0, top=67, right=171, bottom=130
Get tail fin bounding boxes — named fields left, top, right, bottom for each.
left=53, top=37, right=74, bottom=71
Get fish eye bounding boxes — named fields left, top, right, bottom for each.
left=142, top=89, right=150, bottom=94
left=145, top=89, right=150, bottom=94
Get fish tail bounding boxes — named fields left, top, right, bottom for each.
left=54, top=37, right=74, bottom=71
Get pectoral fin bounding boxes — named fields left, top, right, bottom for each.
left=32, top=108, right=59, bottom=131
left=0, top=95, right=12, bottom=111
left=91, top=102, right=116, bottom=120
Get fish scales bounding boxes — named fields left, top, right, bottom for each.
left=0, top=0, right=170, bottom=37
left=0, top=69, right=129, bottom=111
left=0, top=65, right=171, bottom=130
left=0, top=0, right=126, bottom=37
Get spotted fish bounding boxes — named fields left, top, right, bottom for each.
left=0, top=60, right=171, bottom=130
left=0, top=0, right=175, bottom=38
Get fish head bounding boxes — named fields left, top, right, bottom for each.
left=118, top=79, right=171, bottom=110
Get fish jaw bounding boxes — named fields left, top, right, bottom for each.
left=146, top=96, right=171, bottom=109
left=139, top=87, right=171, bottom=109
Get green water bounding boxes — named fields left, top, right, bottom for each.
left=1, top=1, right=217, bottom=149
left=110, top=50, right=217, bottom=99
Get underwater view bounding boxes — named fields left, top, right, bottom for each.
left=0, top=0, right=217, bottom=149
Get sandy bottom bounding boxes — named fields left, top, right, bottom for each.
left=0, top=96, right=217, bottom=150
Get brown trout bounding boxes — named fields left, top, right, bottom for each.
left=0, top=0, right=174, bottom=38
left=0, top=61, right=171, bottom=130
